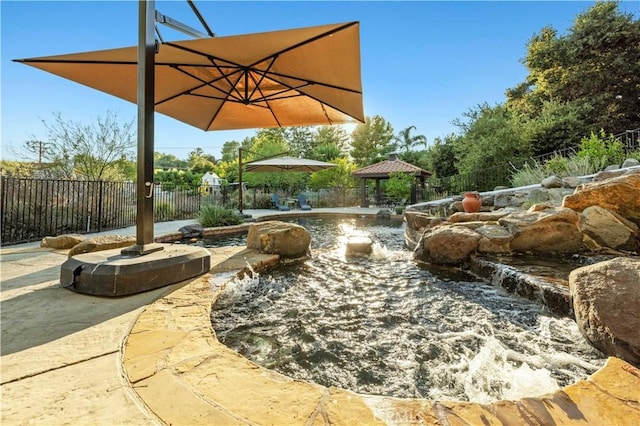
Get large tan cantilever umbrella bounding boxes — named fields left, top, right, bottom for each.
left=15, top=15, right=363, bottom=256
left=14, top=21, right=364, bottom=131
left=13, top=3, right=363, bottom=296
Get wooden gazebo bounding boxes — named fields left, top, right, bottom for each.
left=352, top=153, right=432, bottom=207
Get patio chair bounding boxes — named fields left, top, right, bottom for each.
left=271, top=194, right=290, bottom=211
left=297, top=194, right=312, bottom=210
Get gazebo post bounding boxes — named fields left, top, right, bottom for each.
left=360, top=178, right=368, bottom=207
left=375, top=179, right=382, bottom=206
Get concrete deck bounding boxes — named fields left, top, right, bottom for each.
left=2, top=208, right=639, bottom=425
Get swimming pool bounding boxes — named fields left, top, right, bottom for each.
left=209, top=217, right=605, bottom=402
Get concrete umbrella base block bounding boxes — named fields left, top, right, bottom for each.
left=60, top=244, right=211, bottom=297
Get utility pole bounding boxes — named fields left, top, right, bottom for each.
left=26, top=140, right=49, bottom=166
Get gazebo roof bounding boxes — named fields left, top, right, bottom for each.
left=352, top=154, right=432, bottom=179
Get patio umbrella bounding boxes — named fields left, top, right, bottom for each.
left=14, top=21, right=364, bottom=130
left=238, top=154, right=336, bottom=212
left=244, top=156, right=337, bottom=173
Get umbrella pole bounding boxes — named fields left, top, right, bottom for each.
left=122, top=0, right=163, bottom=256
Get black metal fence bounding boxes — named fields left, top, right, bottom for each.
left=3, top=129, right=637, bottom=245
left=0, top=178, right=368, bottom=245
left=0, top=179, right=203, bottom=245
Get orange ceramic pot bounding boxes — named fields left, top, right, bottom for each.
left=462, top=192, right=482, bottom=213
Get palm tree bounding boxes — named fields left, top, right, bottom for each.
left=394, top=126, right=427, bottom=153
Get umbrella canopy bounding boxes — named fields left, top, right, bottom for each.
left=244, top=156, right=337, bottom=173
left=14, top=21, right=364, bottom=131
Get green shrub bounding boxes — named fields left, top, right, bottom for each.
left=577, top=129, right=625, bottom=168
left=563, top=155, right=601, bottom=176
left=198, top=205, right=242, bottom=227
left=386, top=172, right=414, bottom=203
left=510, top=161, right=548, bottom=187
left=254, top=194, right=273, bottom=209
left=510, top=144, right=621, bottom=187
left=625, top=149, right=640, bottom=162
left=154, top=201, right=175, bottom=221
left=544, top=154, right=569, bottom=175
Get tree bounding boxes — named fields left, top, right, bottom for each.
left=154, top=168, right=202, bottom=189
left=507, top=1, right=640, bottom=142
left=520, top=100, right=592, bottom=155
left=308, top=157, right=358, bottom=190
left=315, top=125, right=350, bottom=153
left=154, top=152, right=188, bottom=170
left=0, top=160, right=37, bottom=178
left=394, top=126, right=427, bottom=153
left=453, top=103, right=531, bottom=180
left=28, top=111, right=136, bottom=180
left=215, top=136, right=256, bottom=183
left=393, top=126, right=428, bottom=168
left=424, top=135, right=458, bottom=178
left=309, top=143, right=343, bottom=162
left=286, top=126, right=315, bottom=157
left=187, top=147, right=216, bottom=174
left=220, top=140, right=241, bottom=162
left=350, top=115, right=395, bottom=166
left=306, top=126, right=350, bottom=162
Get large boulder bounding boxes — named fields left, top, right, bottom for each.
left=68, top=235, right=137, bottom=257
left=414, top=225, right=481, bottom=265
left=498, top=206, right=584, bottom=254
left=41, top=234, right=86, bottom=249
left=447, top=211, right=511, bottom=224
left=404, top=211, right=444, bottom=231
left=570, top=257, right=640, bottom=366
left=580, top=206, right=639, bottom=252
left=178, top=223, right=204, bottom=238
left=246, top=221, right=311, bottom=259
left=475, top=224, right=513, bottom=254
left=541, top=175, right=564, bottom=189
left=563, top=172, right=640, bottom=225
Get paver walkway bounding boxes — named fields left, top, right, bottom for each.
left=2, top=208, right=639, bottom=425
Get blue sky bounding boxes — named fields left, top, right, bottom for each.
left=2, top=1, right=638, bottom=162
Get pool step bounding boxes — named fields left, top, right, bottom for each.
left=468, top=257, right=572, bottom=317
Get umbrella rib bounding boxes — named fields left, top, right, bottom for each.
left=321, top=103, right=334, bottom=126
left=247, top=21, right=359, bottom=69
left=264, top=69, right=362, bottom=94
left=189, top=92, right=271, bottom=108
left=160, top=65, right=244, bottom=105
left=13, top=58, right=137, bottom=65
left=208, top=58, right=248, bottom=104
left=162, top=43, right=264, bottom=105
left=246, top=70, right=284, bottom=126
left=245, top=57, right=278, bottom=103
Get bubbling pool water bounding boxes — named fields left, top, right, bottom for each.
left=210, top=217, right=605, bottom=402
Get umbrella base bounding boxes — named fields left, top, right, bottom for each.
left=60, top=244, right=210, bottom=297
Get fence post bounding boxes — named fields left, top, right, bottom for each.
left=97, top=180, right=104, bottom=231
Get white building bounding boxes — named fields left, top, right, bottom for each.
left=201, top=171, right=222, bottom=193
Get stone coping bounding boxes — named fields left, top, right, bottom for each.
left=123, top=248, right=640, bottom=425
